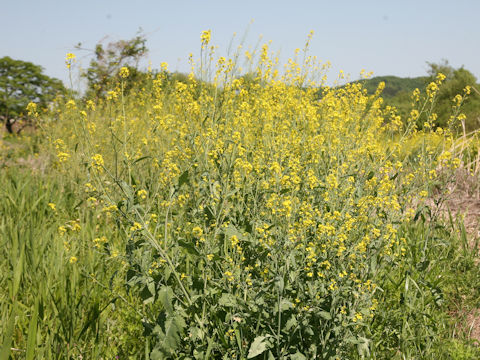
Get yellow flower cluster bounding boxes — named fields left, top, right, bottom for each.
left=51, top=32, right=466, bottom=354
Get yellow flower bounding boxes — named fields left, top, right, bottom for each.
left=93, top=236, right=108, bottom=249
left=419, top=190, right=428, bottom=198
left=69, top=256, right=78, bottom=264
left=435, top=72, right=446, bottom=83
left=91, top=154, right=104, bottom=171
left=56, top=152, right=70, bottom=163
left=353, top=312, right=363, bottom=322
left=65, top=53, right=76, bottom=68
left=224, top=271, right=234, bottom=282
left=200, top=30, right=211, bottom=48
left=66, top=99, right=76, bottom=109
left=68, top=220, right=81, bottom=232
left=192, top=226, right=203, bottom=238
left=160, top=62, right=169, bottom=72
left=119, top=66, right=130, bottom=78
left=48, top=203, right=56, bottom=211
left=130, top=222, right=142, bottom=232
left=26, top=102, right=38, bottom=116
left=86, top=100, right=96, bottom=111
left=137, top=189, right=147, bottom=199
left=58, top=226, right=67, bottom=236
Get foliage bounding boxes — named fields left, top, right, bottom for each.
left=0, top=56, right=65, bottom=133
left=79, top=33, right=148, bottom=98
left=0, top=165, right=145, bottom=359
left=352, top=62, right=480, bottom=132
left=40, top=36, right=479, bottom=358
left=425, top=60, right=480, bottom=132
left=2, top=34, right=480, bottom=359
left=352, top=75, right=427, bottom=99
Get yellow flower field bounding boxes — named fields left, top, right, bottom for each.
left=1, top=32, right=480, bottom=359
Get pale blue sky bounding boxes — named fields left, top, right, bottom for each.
left=2, top=0, right=479, bottom=88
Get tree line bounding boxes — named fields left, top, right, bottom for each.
left=1, top=35, right=479, bottom=134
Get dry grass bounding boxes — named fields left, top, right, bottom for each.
left=437, top=166, right=480, bottom=344
left=443, top=167, right=480, bottom=240
left=1, top=126, right=48, bottom=172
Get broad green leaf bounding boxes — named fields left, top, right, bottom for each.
left=219, top=293, right=237, bottom=307
left=280, top=299, right=292, bottom=311
left=356, top=336, right=370, bottom=357
left=285, top=315, right=297, bottom=331
left=178, top=170, right=189, bottom=187
left=247, top=335, right=272, bottom=359
left=290, top=352, right=307, bottom=360
left=178, top=240, right=200, bottom=256
left=150, top=347, right=163, bottom=360
left=276, top=276, right=284, bottom=292
left=318, top=311, right=332, bottom=320
left=161, top=314, right=186, bottom=352
left=158, top=286, right=174, bottom=314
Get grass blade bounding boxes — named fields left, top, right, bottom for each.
left=1, top=303, right=17, bottom=360
left=25, top=298, right=39, bottom=360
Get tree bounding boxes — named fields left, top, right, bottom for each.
left=0, top=56, right=66, bottom=133
left=426, top=60, right=480, bottom=131
left=79, top=33, right=148, bottom=98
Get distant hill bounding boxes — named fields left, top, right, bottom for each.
left=349, top=75, right=428, bottom=99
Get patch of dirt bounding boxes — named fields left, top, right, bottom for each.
left=466, top=309, right=480, bottom=345
left=443, top=168, right=480, bottom=237
left=435, top=167, right=480, bottom=344
left=1, top=129, right=49, bottom=173
left=15, top=154, right=49, bottom=173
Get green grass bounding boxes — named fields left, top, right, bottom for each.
left=0, top=165, right=144, bottom=359
left=369, top=208, right=480, bottom=359
left=2, top=65, right=480, bottom=358
left=1, top=139, right=479, bottom=359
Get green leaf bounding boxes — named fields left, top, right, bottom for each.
left=280, top=299, right=293, bottom=311
left=162, top=316, right=184, bottom=351
left=318, top=311, right=332, bottom=320
left=133, top=155, right=151, bottom=165
left=178, top=170, right=189, bottom=187
left=12, top=243, right=25, bottom=298
left=25, top=297, right=38, bottom=360
left=290, top=352, right=307, bottom=360
left=247, top=335, right=272, bottom=358
left=356, top=336, right=370, bottom=357
left=204, top=337, right=214, bottom=360
left=79, top=301, right=101, bottom=339
left=178, top=240, right=199, bottom=256
left=158, top=286, right=174, bottom=314
left=150, top=348, right=163, bottom=360
left=153, top=313, right=186, bottom=355
left=147, top=277, right=156, bottom=298
left=276, top=276, right=284, bottom=293
left=224, top=224, right=244, bottom=240
left=219, top=293, right=237, bottom=307
left=140, top=285, right=154, bottom=304
left=285, top=315, right=297, bottom=331
left=0, top=303, right=16, bottom=360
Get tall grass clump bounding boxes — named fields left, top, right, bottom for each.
left=4, top=31, right=479, bottom=359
